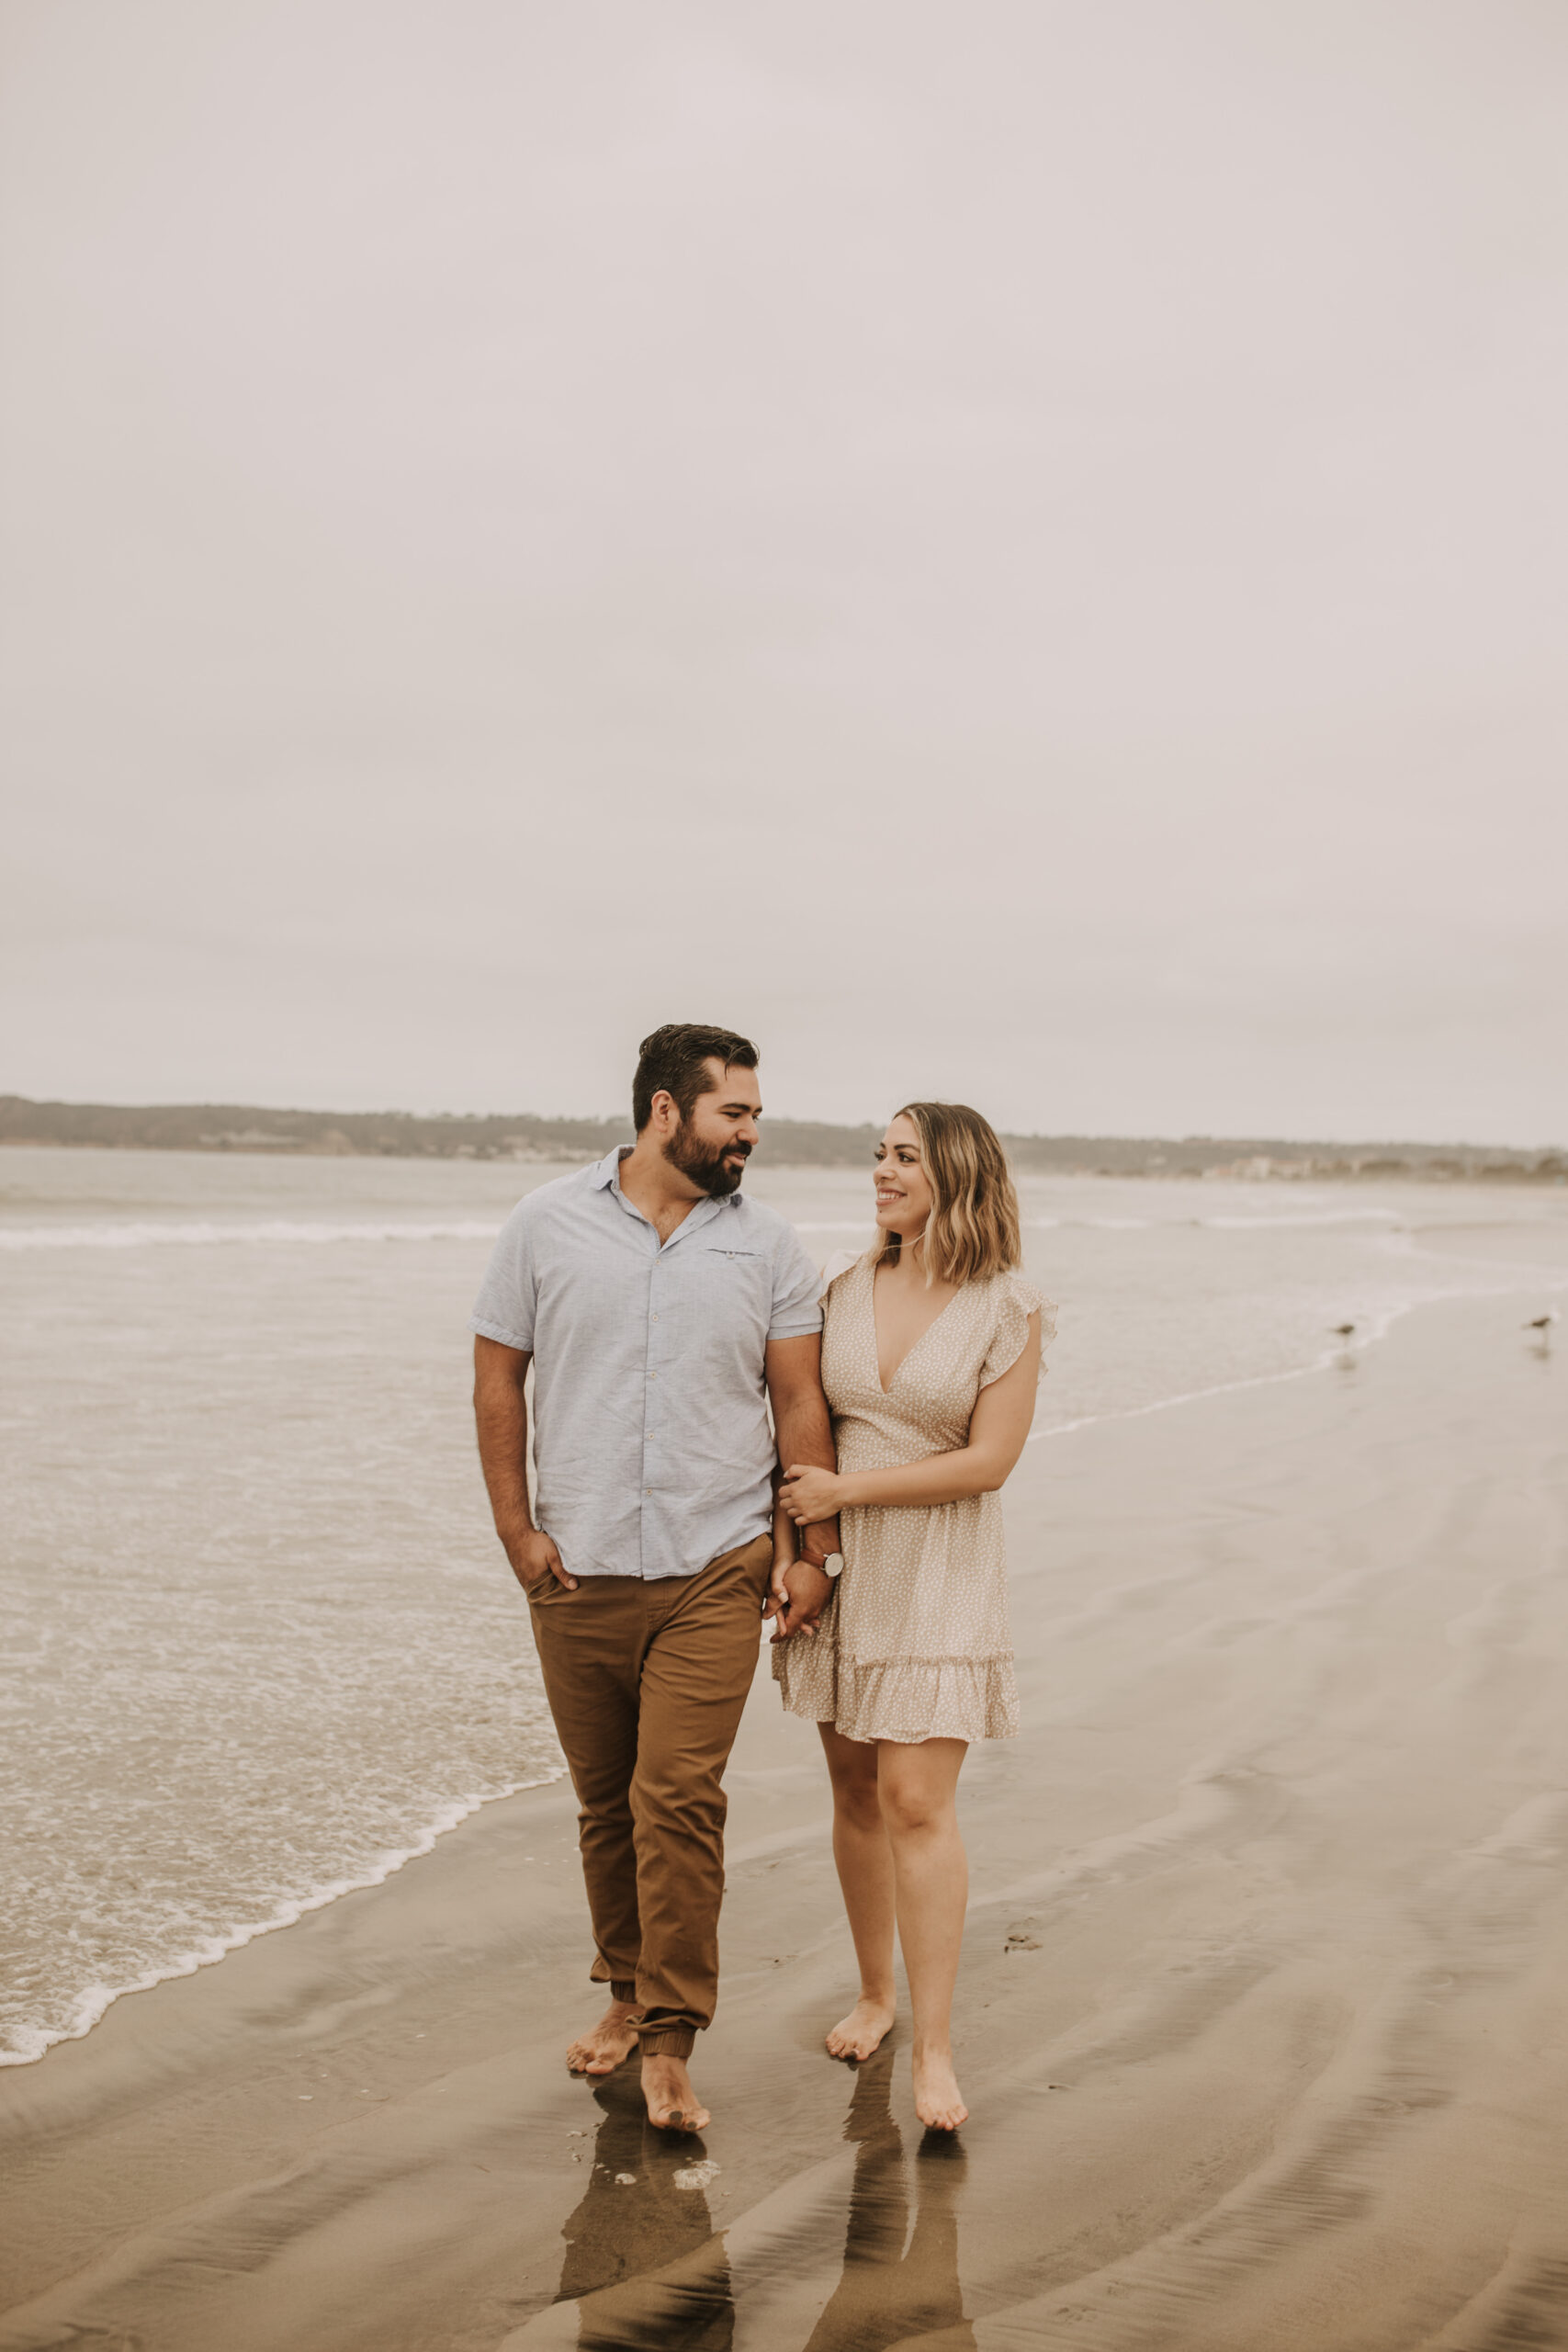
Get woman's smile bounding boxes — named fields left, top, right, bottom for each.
left=873, top=1116, right=931, bottom=1231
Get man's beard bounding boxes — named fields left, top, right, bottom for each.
left=665, top=1118, right=751, bottom=1198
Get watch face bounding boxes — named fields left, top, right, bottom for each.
left=823, top=1553, right=845, bottom=1578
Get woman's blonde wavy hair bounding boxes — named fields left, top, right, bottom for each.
left=874, top=1102, right=1022, bottom=1287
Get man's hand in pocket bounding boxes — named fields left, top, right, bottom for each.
left=508, top=1531, right=577, bottom=1595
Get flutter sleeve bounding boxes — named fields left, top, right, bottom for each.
left=979, top=1273, right=1057, bottom=1388
left=818, top=1246, right=864, bottom=1300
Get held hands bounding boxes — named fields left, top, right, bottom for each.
left=767, top=1555, right=832, bottom=1642
left=778, top=1464, right=847, bottom=1526
left=774, top=1461, right=844, bottom=1639
left=508, top=1530, right=577, bottom=1595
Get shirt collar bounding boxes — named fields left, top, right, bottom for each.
left=592, top=1147, right=744, bottom=1236
left=592, top=1147, right=631, bottom=1192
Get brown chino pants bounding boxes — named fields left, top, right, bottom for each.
left=526, top=1533, right=774, bottom=2059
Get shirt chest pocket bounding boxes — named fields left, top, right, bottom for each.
left=674, top=1243, right=773, bottom=1337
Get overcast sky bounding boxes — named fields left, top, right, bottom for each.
left=3, top=0, right=1564, bottom=1141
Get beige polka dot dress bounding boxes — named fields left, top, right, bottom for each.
left=773, top=1251, right=1055, bottom=1746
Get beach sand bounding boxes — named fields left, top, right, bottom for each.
left=4, top=1279, right=1567, bottom=2351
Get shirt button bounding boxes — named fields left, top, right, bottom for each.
left=645, top=1487, right=652, bottom=1496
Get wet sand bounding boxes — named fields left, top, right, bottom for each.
left=3, top=1282, right=1566, bottom=2351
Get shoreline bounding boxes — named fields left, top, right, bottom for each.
left=0, top=1768, right=571, bottom=2074
left=7, top=1218, right=1563, bottom=2083
left=6, top=1283, right=1568, bottom=2349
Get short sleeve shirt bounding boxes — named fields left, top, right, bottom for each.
left=471, top=1149, right=823, bottom=1579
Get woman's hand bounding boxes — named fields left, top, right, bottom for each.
left=779, top=1464, right=847, bottom=1525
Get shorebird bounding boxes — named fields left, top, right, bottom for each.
left=1331, top=1322, right=1356, bottom=1339
left=1524, top=1312, right=1558, bottom=1329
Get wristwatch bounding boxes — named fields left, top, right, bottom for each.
left=803, top=1550, right=845, bottom=1580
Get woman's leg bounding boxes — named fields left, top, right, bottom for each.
left=818, top=1723, right=898, bottom=2058
left=875, top=1737, right=969, bottom=2130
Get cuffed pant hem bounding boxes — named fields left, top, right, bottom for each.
left=609, top=1979, right=638, bottom=2005
left=637, top=2027, right=696, bottom=2058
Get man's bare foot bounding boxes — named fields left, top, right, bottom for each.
left=826, top=1996, right=897, bottom=2062
left=913, top=2048, right=967, bottom=2132
left=566, top=1998, right=643, bottom=2076
left=642, top=2053, right=711, bottom=2132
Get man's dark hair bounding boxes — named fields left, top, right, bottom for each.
left=633, top=1023, right=759, bottom=1133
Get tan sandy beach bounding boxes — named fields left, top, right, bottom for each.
left=4, top=1273, right=1567, bottom=2352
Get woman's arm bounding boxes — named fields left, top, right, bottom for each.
left=779, top=1311, right=1042, bottom=1521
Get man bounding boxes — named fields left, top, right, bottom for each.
left=471, top=1023, right=841, bottom=2132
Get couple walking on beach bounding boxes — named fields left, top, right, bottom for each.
left=472, top=1023, right=1050, bottom=2135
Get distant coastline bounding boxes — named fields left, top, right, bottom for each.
left=2, top=1095, right=1563, bottom=1182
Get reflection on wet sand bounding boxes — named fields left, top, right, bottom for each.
left=554, top=2069, right=732, bottom=2349
left=532, top=2051, right=973, bottom=2351
left=802, top=2051, right=976, bottom=2352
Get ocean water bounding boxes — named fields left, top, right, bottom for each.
left=3, top=1147, right=1565, bottom=2067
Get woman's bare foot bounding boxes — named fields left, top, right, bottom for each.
left=565, top=1997, right=643, bottom=2076
left=641, top=2053, right=711, bottom=2132
left=912, top=2047, right=967, bottom=2132
left=826, top=1996, right=897, bottom=2062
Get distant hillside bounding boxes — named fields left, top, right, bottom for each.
left=2, top=1095, right=1563, bottom=1182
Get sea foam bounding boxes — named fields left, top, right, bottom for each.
left=0, top=1218, right=504, bottom=1250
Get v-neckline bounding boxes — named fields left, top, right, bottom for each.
left=869, top=1260, right=963, bottom=1396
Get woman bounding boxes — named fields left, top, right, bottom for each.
left=773, top=1102, right=1053, bottom=2132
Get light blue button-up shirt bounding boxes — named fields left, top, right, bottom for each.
left=472, top=1149, right=823, bottom=1581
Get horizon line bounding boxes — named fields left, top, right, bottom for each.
left=1, top=1091, right=1563, bottom=1159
